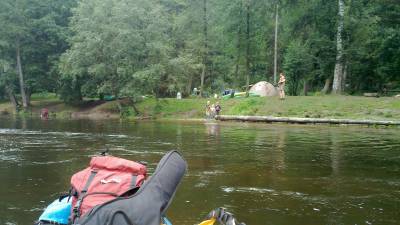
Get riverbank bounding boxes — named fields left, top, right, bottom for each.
left=0, top=95, right=399, bottom=121
left=216, top=115, right=400, bottom=126
left=0, top=94, right=121, bottom=119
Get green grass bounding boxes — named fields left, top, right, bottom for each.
left=135, top=96, right=400, bottom=120
left=30, top=92, right=58, bottom=101
left=135, top=98, right=209, bottom=119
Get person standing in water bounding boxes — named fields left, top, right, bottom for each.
left=278, top=72, right=286, bottom=100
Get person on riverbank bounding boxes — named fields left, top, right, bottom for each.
left=41, top=108, right=49, bottom=119
left=278, top=72, right=286, bottom=100
left=210, top=104, right=216, bottom=118
left=215, top=102, right=221, bottom=115
left=205, top=100, right=211, bottom=118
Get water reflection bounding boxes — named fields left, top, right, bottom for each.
left=0, top=118, right=399, bottom=225
left=274, top=128, right=287, bottom=171
left=205, top=122, right=220, bottom=137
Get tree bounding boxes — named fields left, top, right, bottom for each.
left=0, top=59, right=20, bottom=110
left=0, top=0, right=31, bottom=108
left=200, top=0, right=208, bottom=98
left=245, top=0, right=251, bottom=95
left=344, top=0, right=400, bottom=92
left=2, top=0, right=399, bottom=102
left=273, top=3, right=279, bottom=85
left=332, top=0, right=345, bottom=94
left=283, top=40, right=313, bottom=96
left=59, top=0, right=172, bottom=101
left=0, top=0, right=75, bottom=109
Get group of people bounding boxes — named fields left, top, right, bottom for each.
left=203, top=72, right=285, bottom=119
left=205, top=101, right=221, bottom=119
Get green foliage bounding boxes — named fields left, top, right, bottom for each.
left=59, top=0, right=177, bottom=101
left=29, top=92, right=57, bottom=101
left=58, top=76, right=83, bottom=104
left=0, top=0, right=75, bottom=106
left=283, top=40, right=313, bottom=95
left=0, top=59, right=18, bottom=99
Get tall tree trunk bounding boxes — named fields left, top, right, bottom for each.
left=200, top=64, right=205, bottom=98
left=234, top=61, right=240, bottom=81
left=186, top=74, right=193, bottom=96
left=234, top=1, right=243, bottom=81
left=6, top=86, right=19, bottom=111
left=245, top=0, right=250, bottom=96
left=273, top=3, right=279, bottom=85
left=16, top=40, right=29, bottom=108
left=200, top=0, right=208, bottom=98
left=26, top=88, right=31, bottom=105
left=321, top=78, right=331, bottom=94
left=342, top=63, right=348, bottom=92
left=332, top=0, right=345, bottom=94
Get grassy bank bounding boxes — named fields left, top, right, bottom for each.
left=135, top=96, right=400, bottom=121
left=0, top=95, right=399, bottom=121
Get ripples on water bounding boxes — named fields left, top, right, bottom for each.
left=0, top=118, right=399, bottom=225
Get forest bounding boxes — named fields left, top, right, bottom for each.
left=0, top=0, right=399, bottom=110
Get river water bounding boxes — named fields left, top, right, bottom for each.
left=0, top=117, right=399, bottom=225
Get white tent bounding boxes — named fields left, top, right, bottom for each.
left=249, top=81, right=278, bottom=97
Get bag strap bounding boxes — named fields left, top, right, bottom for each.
left=130, top=175, right=137, bottom=189
left=72, top=170, right=98, bottom=221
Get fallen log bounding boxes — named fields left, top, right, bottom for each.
left=363, top=93, right=379, bottom=97
left=215, top=115, right=400, bottom=126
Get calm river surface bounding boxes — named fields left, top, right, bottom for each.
left=0, top=117, right=399, bottom=225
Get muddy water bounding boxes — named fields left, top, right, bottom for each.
left=0, top=117, right=399, bottom=225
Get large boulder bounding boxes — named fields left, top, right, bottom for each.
left=249, top=81, right=278, bottom=97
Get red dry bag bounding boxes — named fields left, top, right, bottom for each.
left=69, top=155, right=147, bottom=222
